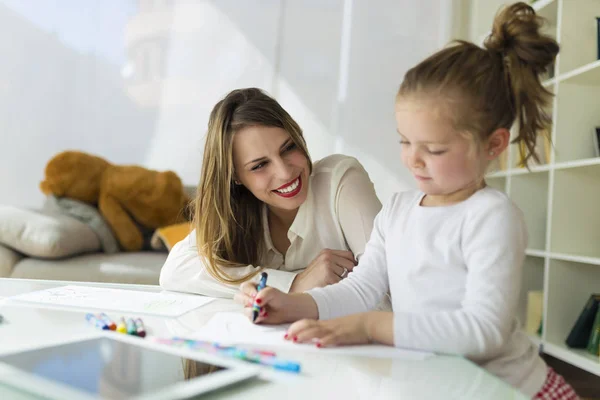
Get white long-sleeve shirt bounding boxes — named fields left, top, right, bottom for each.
left=308, top=187, right=547, bottom=397
left=159, top=155, right=382, bottom=298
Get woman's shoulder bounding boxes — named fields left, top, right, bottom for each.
left=312, top=154, right=366, bottom=175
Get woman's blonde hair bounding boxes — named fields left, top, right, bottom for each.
left=397, top=2, right=559, bottom=167
left=194, top=88, right=312, bottom=284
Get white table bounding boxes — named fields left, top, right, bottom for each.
left=0, top=278, right=527, bottom=399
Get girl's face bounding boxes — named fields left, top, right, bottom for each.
left=232, top=125, right=310, bottom=214
left=395, top=97, right=487, bottom=201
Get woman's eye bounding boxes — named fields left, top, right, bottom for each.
left=399, top=141, right=410, bottom=146
left=251, top=162, right=266, bottom=171
left=284, top=143, right=297, bottom=152
left=429, top=150, right=447, bottom=155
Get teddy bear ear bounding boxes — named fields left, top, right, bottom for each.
left=40, top=180, right=63, bottom=196
left=39, top=180, right=51, bottom=195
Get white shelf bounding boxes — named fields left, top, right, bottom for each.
left=544, top=342, right=600, bottom=377
left=472, top=0, right=600, bottom=376
left=527, top=333, right=542, bottom=349
left=553, top=157, right=600, bottom=171
left=526, top=249, right=547, bottom=258
left=558, top=59, right=600, bottom=85
left=486, top=157, right=600, bottom=179
left=548, top=253, right=600, bottom=266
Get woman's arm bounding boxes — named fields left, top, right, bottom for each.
left=159, top=230, right=298, bottom=298
left=336, top=164, right=382, bottom=260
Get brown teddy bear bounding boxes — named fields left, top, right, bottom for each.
left=40, top=151, right=190, bottom=252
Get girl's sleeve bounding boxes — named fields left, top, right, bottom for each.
left=159, top=230, right=298, bottom=298
left=307, top=194, right=395, bottom=319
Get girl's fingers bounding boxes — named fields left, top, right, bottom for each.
left=254, top=286, right=280, bottom=306
left=234, top=292, right=250, bottom=306
left=294, top=326, right=328, bottom=344
left=240, top=281, right=258, bottom=297
left=286, top=319, right=318, bottom=339
left=315, top=333, right=340, bottom=348
left=243, top=307, right=254, bottom=320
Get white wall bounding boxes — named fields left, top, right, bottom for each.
left=0, top=0, right=451, bottom=208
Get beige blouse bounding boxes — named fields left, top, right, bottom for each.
left=159, top=154, right=382, bottom=298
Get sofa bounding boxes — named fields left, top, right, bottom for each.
left=0, top=187, right=195, bottom=285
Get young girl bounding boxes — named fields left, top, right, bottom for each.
left=236, top=3, right=578, bottom=399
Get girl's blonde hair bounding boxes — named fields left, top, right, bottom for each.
left=397, top=2, right=559, bottom=167
left=194, top=88, right=312, bottom=284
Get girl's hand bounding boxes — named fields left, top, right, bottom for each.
left=285, top=313, right=373, bottom=347
left=235, top=282, right=318, bottom=325
left=234, top=281, right=260, bottom=310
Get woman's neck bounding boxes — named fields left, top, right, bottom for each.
left=267, top=206, right=299, bottom=232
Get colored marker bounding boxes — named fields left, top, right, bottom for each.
left=252, top=272, right=268, bottom=322
left=99, top=313, right=116, bottom=331
left=126, top=318, right=137, bottom=335
left=151, top=337, right=299, bottom=373
left=134, top=318, right=146, bottom=338
left=226, top=348, right=301, bottom=373
left=116, top=317, right=127, bottom=333
left=86, top=313, right=109, bottom=330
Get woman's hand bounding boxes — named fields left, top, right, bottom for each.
left=234, top=282, right=318, bottom=325
left=284, top=313, right=374, bottom=347
left=289, top=249, right=356, bottom=293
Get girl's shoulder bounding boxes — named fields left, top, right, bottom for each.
left=382, top=190, right=422, bottom=215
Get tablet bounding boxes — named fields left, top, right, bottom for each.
left=0, top=334, right=259, bottom=399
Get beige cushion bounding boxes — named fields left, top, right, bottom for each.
left=10, top=252, right=167, bottom=285
left=0, top=206, right=100, bottom=259
left=0, top=243, right=22, bottom=277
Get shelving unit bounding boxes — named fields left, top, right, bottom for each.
left=471, top=0, right=600, bottom=376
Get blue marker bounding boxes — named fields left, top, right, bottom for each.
left=252, top=272, right=268, bottom=322
left=86, top=313, right=109, bottom=330
left=226, top=348, right=301, bottom=373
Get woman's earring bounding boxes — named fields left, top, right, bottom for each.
left=234, top=180, right=241, bottom=185
left=489, top=151, right=495, bottom=156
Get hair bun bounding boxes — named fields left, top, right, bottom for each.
left=484, top=2, right=558, bottom=74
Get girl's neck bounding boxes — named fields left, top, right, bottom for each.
left=421, top=180, right=486, bottom=207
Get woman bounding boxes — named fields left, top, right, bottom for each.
left=159, top=88, right=382, bottom=299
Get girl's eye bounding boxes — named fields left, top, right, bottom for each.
left=251, top=162, right=267, bottom=171
left=399, top=141, right=410, bottom=145
left=429, top=150, right=447, bottom=155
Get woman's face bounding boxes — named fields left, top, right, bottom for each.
left=232, top=125, right=310, bottom=214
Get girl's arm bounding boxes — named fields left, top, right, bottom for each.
left=391, top=201, right=527, bottom=359
left=306, top=193, right=396, bottom=318
left=159, top=230, right=298, bottom=298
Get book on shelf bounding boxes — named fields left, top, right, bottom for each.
left=566, top=294, right=600, bottom=348
left=593, top=127, right=600, bottom=158
left=526, top=291, right=543, bottom=336
left=587, top=308, right=600, bottom=355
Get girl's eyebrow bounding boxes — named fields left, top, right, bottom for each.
left=398, top=131, right=448, bottom=145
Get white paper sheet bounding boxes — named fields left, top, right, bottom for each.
left=189, top=312, right=433, bottom=360
left=9, top=285, right=215, bottom=317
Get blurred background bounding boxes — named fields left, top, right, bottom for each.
left=0, top=0, right=469, bottom=207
